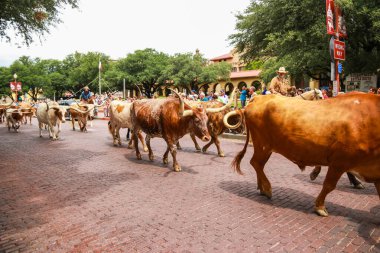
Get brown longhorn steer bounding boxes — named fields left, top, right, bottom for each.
left=5, top=108, right=24, bottom=132
left=68, top=103, right=94, bottom=132
left=19, top=102, right=35, bottom=125
left=225, top=93, right=380, bottom=217
left=182, top=88, right=237, bottom=157
left=131, top=90, right=225, bottom=172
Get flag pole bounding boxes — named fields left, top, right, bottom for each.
left=98, top=59, right=102, bottom=95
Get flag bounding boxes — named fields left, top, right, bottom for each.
left=98, top=61, right=102, bottom=71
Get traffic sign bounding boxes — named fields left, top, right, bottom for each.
left=338, top=63, right=343, bottom=74
left=334, top=40, right=345, bottom=60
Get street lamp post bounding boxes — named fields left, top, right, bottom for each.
left=13, top=73, right=18, bottom=102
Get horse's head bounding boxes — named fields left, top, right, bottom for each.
left=299, top=89, right=324, bottom=101
left=313, top=89, right=324, bottom=100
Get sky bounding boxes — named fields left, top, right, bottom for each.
left=0, top=0, right=249, bottom=67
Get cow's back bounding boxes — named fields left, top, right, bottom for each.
left=246, top=94, right=380, bottom=176
left=132, top=98, right=180, bottom=136
left=109, top=100, right=133, bottom=128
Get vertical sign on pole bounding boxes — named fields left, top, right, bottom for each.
left=326, top=0, right=335, bottom=35
left=326, top=0, right=346, bottom=96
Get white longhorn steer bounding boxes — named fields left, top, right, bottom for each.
left=37, top=101, right=67, bottom=140
left=108, top=100, right=148, bottom=151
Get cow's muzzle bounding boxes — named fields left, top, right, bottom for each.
left=201, top=136, right=210, bottom=142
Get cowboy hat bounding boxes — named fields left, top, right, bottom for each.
left=276, top=67, right=288, bottom=74
left=83, top=86, right=90, bottom=90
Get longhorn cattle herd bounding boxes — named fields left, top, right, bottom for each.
left=0, top=89, right=379, bottom=218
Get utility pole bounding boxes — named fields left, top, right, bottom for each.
left=123, top=78, right=126, bottom=99
left=98, top=60, right=102, bottom=95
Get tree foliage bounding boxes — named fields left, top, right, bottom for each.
left=163, top=52, right=231, bottom=92
left=0, top=48, right=231, bottom=100
left=0, top=0, right=79, bottom=45
left=116, top=49, right=170, bottom=98
left=229, top=0, right=380, bottom=83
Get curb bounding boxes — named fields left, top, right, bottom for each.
left=221, top=133, right=246, bottom=141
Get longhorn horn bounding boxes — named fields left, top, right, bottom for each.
left=206, top=87, right=237, bottom=113
left=168, top=89, right=194, bottom=117
left=69, top=106, right=89, bottom=114
left=223, top=109, right=243, bottom=129
left=94, top=100, right=106, bottom=107
left=0, top=101, right=13, bottom=107
left=169, top=89, right=184, bottom=116
left=48, top=105, right=61, bottom=110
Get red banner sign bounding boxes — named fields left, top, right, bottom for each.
left=334, top=40, right=345, bottom=60
left=336, top=6, right=347, bottom=38
left=326, top=0, right=335, bottom=35
left=10, top=82, right=22, bottom=91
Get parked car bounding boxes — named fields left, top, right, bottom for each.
left=58, top=99, right=77, bottom=120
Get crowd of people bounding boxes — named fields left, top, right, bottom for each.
left=60, top=68, right=380, bottom=116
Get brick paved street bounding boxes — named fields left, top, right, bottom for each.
left=0, top=118, right=379, bottom=252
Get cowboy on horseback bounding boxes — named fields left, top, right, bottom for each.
left=80, top=86, right=93, bottom=103
left=269, top=67, right=296, bottom=97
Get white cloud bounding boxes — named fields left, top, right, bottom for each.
left=0, top=0, right=248, bottom=66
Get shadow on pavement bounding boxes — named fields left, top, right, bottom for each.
left=219, top=180, right=380, bottom=249
left=293, top=173, right=378, bottom=196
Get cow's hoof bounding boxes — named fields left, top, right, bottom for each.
left=136, top=154, right=142, bottom=160
left=218, top=153, right=225, bottom=157
left=260, top=189, right=272, bottom=199
left=52, top=137, right=57, bottom=141
left=201, top=147, right=207, bottom=153
left=143, top=147, right=148, bottom=152
left=315, top=207, right=329, bottom=217
left=353, top=183, right=365, bottom=189
left=163, top=158, right=168, bottom=164
left=174, top=165, right=181, bottom=172
left=310, top=171, right=319, bottom=181
left=149, top=155, right=154, bottom=161
left=127, top=145, right=133, bottom=149
left=113, top=143, right=118, bottom=146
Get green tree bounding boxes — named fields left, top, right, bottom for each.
left=62, top=51, right=110, bottom=95
left=117, top=49, right=170, bottom=98
left=163, top=52, right=231, bottom=92
left=229, top=0, right=380, bottom=83
left=0, top=0, right=79, bottom=46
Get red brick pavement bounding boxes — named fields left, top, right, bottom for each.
left=0, top=118, right=379, bottom=252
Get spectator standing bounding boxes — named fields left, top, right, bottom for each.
left=322, top=89, right=329, bottom=99
left=206, top=91, right=214, bottom=101
left=218, top=90, right=228, bottom=104
left=248, top=86, right=256, bottom=99
left=239, top=86, right=248, bottom=108
left=199, top=92, right=209, bottom=101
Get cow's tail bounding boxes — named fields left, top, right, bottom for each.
left=231, top=113, right=249, bottom=175
left=108, top=121, right=113, bottom=135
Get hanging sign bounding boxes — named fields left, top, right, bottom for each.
left=326, top=0, right=335, bottom=35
